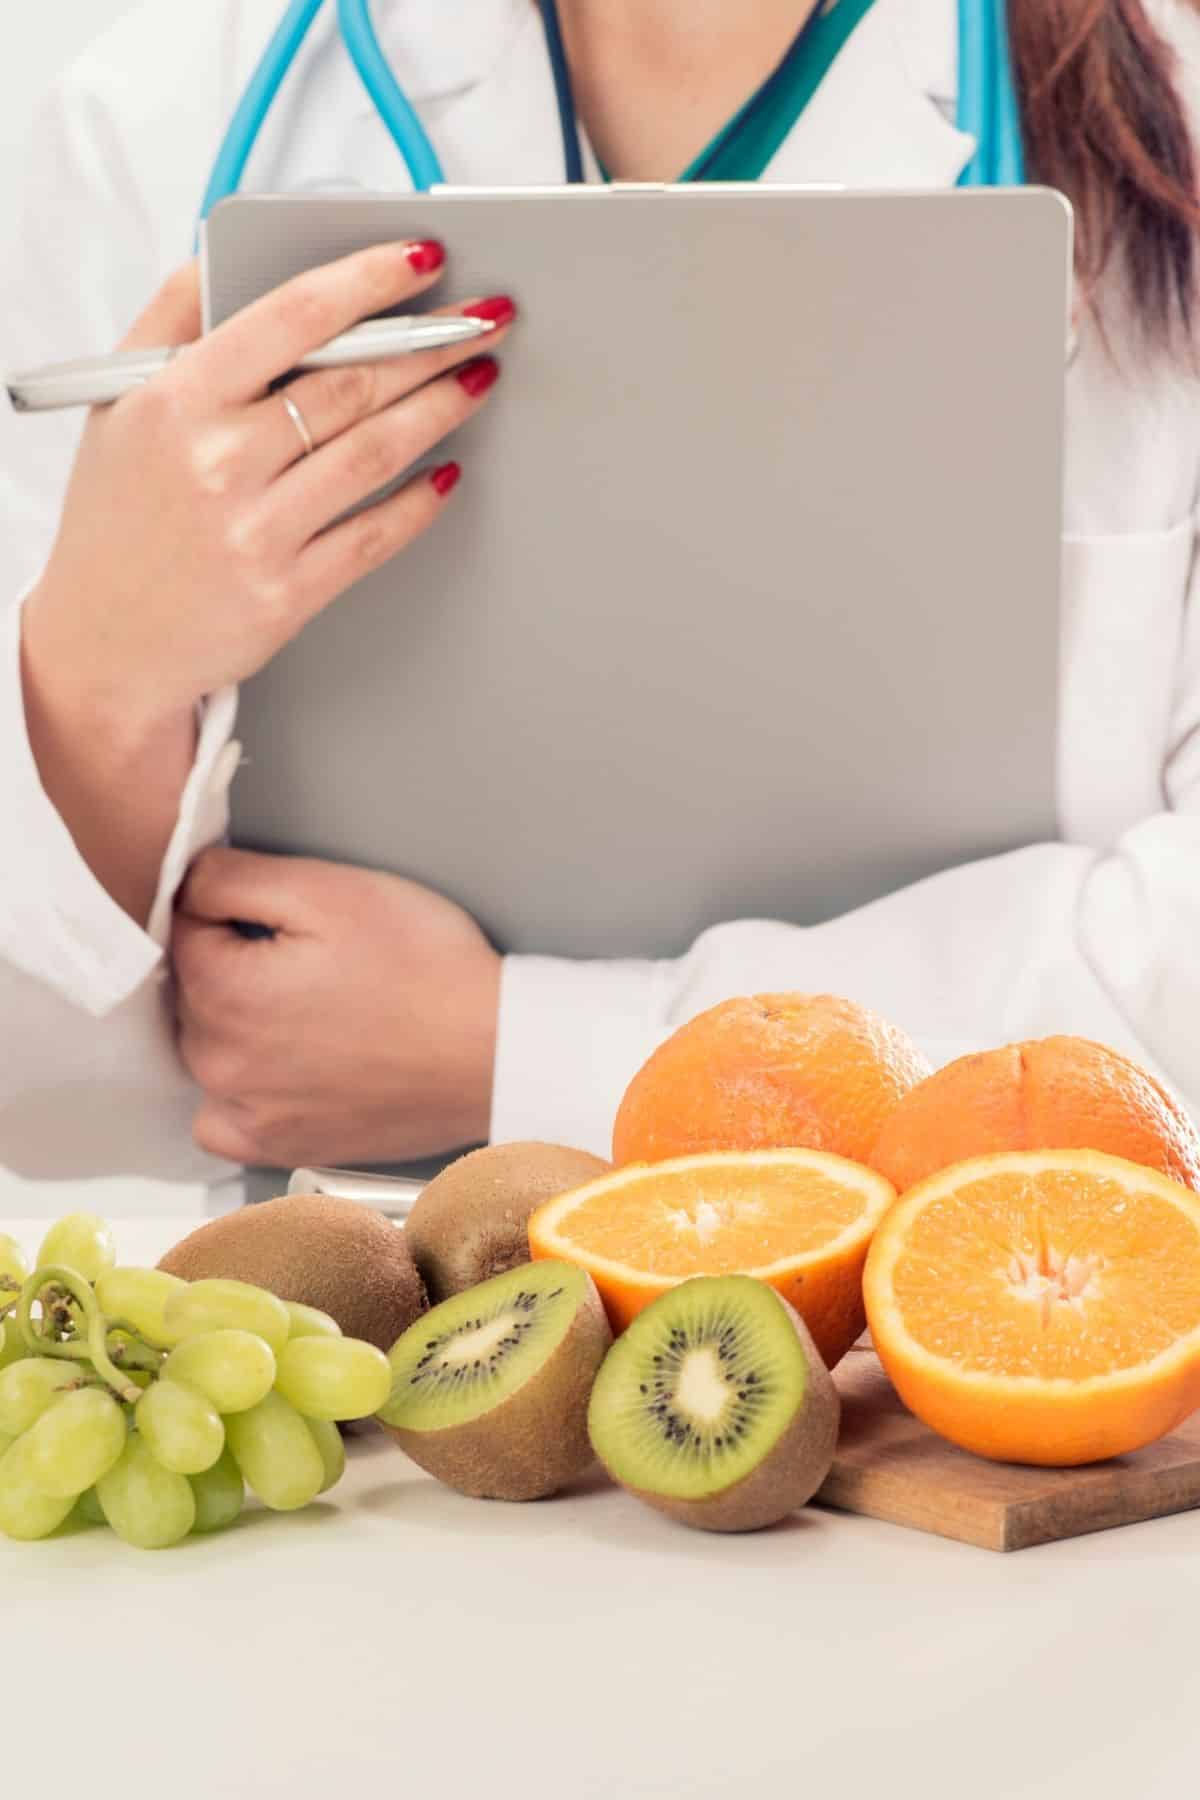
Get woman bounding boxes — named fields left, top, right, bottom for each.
left=0, top=0, right=1197, bottom=1197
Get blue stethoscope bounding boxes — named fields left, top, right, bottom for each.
left=197, top=0, right=1025, bottom=239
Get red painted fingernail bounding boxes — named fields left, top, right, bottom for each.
left=431, top=461, right=461, bottom=497
left=406, top=239, right=445, bottom=274
left=461, top=295, right=517, bottom=328
left=456, top=356, right=500, bottom=398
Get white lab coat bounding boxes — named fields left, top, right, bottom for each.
left=1, top=0, right=1198, bottom=1188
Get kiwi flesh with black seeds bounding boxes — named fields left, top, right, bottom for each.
left=587, top=1275, right=839, bottom=1533
left=158, top=1194, right=427, bottom=1353
left=379, top=1259, right=612, bottom=1500
left=404, top=1141, right=610, bottom=1303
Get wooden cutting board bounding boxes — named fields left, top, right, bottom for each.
left=816, top=1346, right=1200, bottom=1552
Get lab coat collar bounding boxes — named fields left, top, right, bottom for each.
left=372, top=0, right=529, bottom=100
left=758, top=0, right=976, bottom=188
left=370, top=0, right=976, bottom=190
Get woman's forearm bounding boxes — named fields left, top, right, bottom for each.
left=19, top=585, right=198, bottom=931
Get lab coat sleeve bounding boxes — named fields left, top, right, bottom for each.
left=0, top=72, right=241, bottom=1183
left=491, top=551, right=1200, bottom=1162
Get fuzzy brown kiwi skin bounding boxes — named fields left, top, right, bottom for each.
left=404, top=1142, right=610, bottom=1304
left=158, top=1194, right=427, bottom=1353
left=382, top=1275, right=613, bottom=1501
left=604, top=1300, right=840, bottom=1534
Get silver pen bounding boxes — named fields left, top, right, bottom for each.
left=287, top=1166, right=424, bottom=1219
left=4, top=313, right=495, bottom=414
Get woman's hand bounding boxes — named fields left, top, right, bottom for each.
left=171, top=848, right=501, bottom=1168
left=27, top=241, right=511, bottom=722
left=20, top=245, right=513, bottom=925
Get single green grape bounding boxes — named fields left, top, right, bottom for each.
left=161, top=1329, right=276, bottom=1414
left=0, top=1436, right=76, bottom=1541
left=0, top=1318, right=29, bottom=1375
left=24, top=1386, right=127, bottom=1498
left=96, top=1434, right=196, bottom=1549
left=284, top=1301, right=343, bottom=1340
left=0, top=1358, right=87, bottom=1437
left=36, top=1214, right=116, bottom=1284
left=274, top=1335, right=392, bottom=1421
left=188, top=1446, right=245, bottom=1533
left=0, top=1231, right=28, bottom=1294
left=73, top=1486, right=107, bottom=1527
left=135, top=1378, right=224, bottom=1474
left=305, top=1416, right=346, bottom=1495
left=224, top=1390, right=325, bottom=1511
left=95, top=1267, right=187, bottom=1347
left=162, top=1279, right=290, bottom=1353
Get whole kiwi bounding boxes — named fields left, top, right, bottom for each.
left=404, top=1141, right=610, bottom=1303
left=158, top=1194, right=426, bottom=1353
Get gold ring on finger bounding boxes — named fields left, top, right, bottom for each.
left=280, top=390, right=315, bottom=460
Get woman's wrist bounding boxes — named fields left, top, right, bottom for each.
left=20, top=583, right=199, bottom=927
left=21, top=575, right=201, bottom=759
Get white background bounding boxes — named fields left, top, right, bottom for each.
left=1, top=0, right=146, bottom=232
left=3, top=0, right=205, bottom=1220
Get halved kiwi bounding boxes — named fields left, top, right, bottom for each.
left=379, top=1260, right=611, bottom=1501
left=404, top=1142, right=610, bottom=1304
left=587, top=1276, right=840, bottom=1533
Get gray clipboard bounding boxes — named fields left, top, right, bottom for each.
left=202, top=186, right=1069, bottom=958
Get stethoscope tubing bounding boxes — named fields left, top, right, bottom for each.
left=338, top=0, right=445, bottom=189
left=538, top=0, right=585, bottom=184
left=197, top=0, right=325, bottom=236
left=197, top=0, right=1026, bottom=235
left=195, top=0, right=450, bottom=246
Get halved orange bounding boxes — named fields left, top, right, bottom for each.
left=526, top=1149, right=896, bottom=1368
left=864, top=1149, right=1200, bottom=1466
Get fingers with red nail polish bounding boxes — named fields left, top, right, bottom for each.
left=461, top=295, right=517, bottom=328
left=431, top=461, right=462, bottom=497
left=456, top=357, right=501, bottom=399
left=406, top=240, right=445, bottom=275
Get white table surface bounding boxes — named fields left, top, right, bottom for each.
left=6, top=1216, right=1200, bottom=1800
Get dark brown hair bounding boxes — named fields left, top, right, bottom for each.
left=1009, top=0, right=1200, bottom=343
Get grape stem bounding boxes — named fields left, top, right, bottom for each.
left=16, top=1265, right=143, bottom=1404
left=106, top=1324, right=165, bottom=1377
left=16, top=1275, right=89, bottom=1363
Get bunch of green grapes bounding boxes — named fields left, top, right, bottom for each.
left=0, top=1215, right=392, bottom=1549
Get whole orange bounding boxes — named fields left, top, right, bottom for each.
left=871, top=1036, right=1200, bottom=1195
left=611, top=993, right=932, bottom=1167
